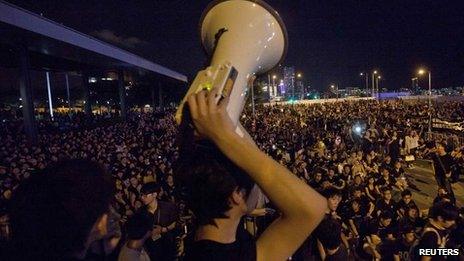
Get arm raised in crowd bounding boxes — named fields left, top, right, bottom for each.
left=187, top=89, right=327, bottom=261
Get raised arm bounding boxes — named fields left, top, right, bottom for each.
left=187, top=90, right=327, bottom=261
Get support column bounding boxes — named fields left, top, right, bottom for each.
left=45, top=71, right=54, bottom=120
left=82, top=72, right=91, bottom=114
left=118, top=70, right=127, bottom=120
left=65, top=73, right=72, bottom=113
left=19, top=46, right=38, bottom=144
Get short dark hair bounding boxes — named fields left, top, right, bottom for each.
left=8, top=160, right=114, bottom=260
left=126, top=213, right=154, bottom=240
left=141, top=182, right=161, bottom=195
left=381, top=186, right=392, bottom=193
left=175, top=141, right=254, bottom=226
left=379, top=211, right=393, bottom=220
left=429, top=201, right=459, bottom=221
left=401, top=189, right=412, bottom=197
left=317, top=218, right=342, bottom=250
left=322, top=187, right=342, bottom=199
left=401, top=225, right=415, bottom=234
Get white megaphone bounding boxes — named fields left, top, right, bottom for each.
left=176, top=0, right=287, bottom=136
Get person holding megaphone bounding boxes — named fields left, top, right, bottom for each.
left=177, top=86, right=327, bottom=261
left=174, top=1, right=327, bottom=260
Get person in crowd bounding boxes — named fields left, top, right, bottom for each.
left=398, top=206, right=426, bottom=234
left=414, top=201, right=459, bottom=261
left=431, top=141, right=456, bottom=204
left=375, top=187, right=396, bottom=218
left=316, top=218, right=348, bottom=260
left=365, top=175, right=379, bottom=202
left=139, top=182, right=178, bottom=261
left=396, top=189, right=418, bottom=218
left=394, top=226, right=417, bottom=261
left=118, top=213, right=153, bottom=261
left=177, top=89, right=327, bottom=261
left=3, top=160, right=114, bottom=260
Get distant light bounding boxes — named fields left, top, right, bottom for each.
left=273, top=75, right=277, bottom=79
left=89, top=77, right=97, bottom=83
left=107, top=101, right=110, bottom=104
left=144, top=104, right=150, bottom=108
left=418, top=69, right=426, bottom=75
left=373, top=70, right=378, bottom=74
left=360, top=73, right=364, bottom=76
left=297, top=73, right=302, bottom=78
left=355, top=126, right=362, bottom=134
left=19, top=97, right=22, bottom=101
left=19, top=105, right=23, bottom=108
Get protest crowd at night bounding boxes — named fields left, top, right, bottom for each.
left=1, top=98, right=464, bottom=260
left=1, top=0, right=464, bottom=260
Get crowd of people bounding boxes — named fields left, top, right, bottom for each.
left=1, top=98, right=464, bottom=260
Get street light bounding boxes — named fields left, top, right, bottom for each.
left=372, top=70, right=379, bottom=98
left=360, top=72, right=368, bottom=96
left=376, top=76, right=382, bottom=97
left=330, top=84, right=339, bottom=99
left=296, top=73, right=304, bottom=99
left=417, top=68, right=432, bottom=134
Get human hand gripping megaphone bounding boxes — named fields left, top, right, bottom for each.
left=176, top=0, right=288, bottom=137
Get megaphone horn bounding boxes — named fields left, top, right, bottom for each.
left=176, top=0, right=288, bottom=136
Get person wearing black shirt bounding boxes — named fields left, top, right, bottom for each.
left=431, top=142, right=456, bottom=204
left=391, top=161, right=405, bottom=179
left=347, top=199, right=365, bottom=239
left=316, top=218, right=349, bottom=261
left=375, top=187, right=396, bottom=217
left=388, top=131, right=401, bottom=162
left=415, top=202, right=458, bottom=261
left=309, top=188, right=345, bottom=260
left=396, top=189, right=418, bottom=218
left=375, top=168, right=396, bottom=194
left=139, top=182, right=178, bottom=261
left=178, top=90, right=327, bottom=261
left=399, top=207, right=426, bottom=234
left=326, top=168, right=345, bottom=191
left=350, top=186, right=371, bottom=215
left=394, top=226, right=417, bottom=261
left=308, top=171, right=323, bottom=191
left=433, top=187, right=453, bottom=205
left=367, top=211, right=396, bottom=241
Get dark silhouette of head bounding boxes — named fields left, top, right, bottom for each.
left=8, top=159, right=114, bottom=260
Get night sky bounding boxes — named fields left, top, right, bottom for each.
left=7, top=0, right=464, bottom=91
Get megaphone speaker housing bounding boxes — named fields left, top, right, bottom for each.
left=176, top=0, right=288, bottom=135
